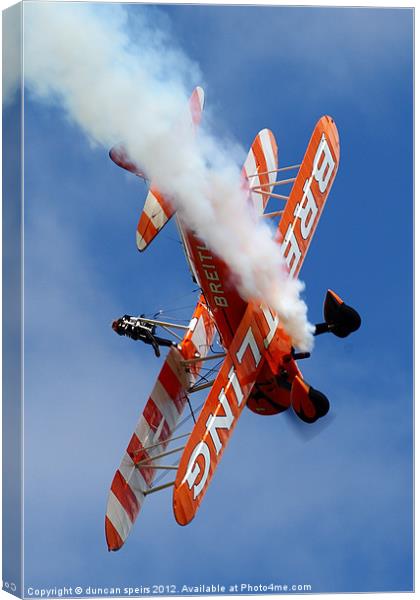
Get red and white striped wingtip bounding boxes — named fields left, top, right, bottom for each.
left=106, top=515, right=124, bottom=552
left=242, top=129, right=278, bottom=215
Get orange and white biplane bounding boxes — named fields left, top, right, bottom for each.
left=105, top=87, right=361, bottom=550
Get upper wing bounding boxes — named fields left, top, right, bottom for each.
left=136, top=87, right=205, bottom=251
left=173, top=302, right=291, bottom=525
left=105, top=295, right=214, bottom=551
left=277, top=115, right=340, bottom=278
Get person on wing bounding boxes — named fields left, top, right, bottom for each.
left=112, top=315, right=174, bottom=358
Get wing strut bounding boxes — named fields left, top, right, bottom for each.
left=135, top=445, right=186, bottom=465
left=143, top=481, right=176, bottom=496
left=182, top=352, right=226, bottom=366
left=247, top=163, right=301, bottom=178
left=142, top=431, right=191, bottom=452
left=247, top=165, right=301, bottom=209
left=188, top=379, right=216, bottom=394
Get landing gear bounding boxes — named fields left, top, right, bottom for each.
left=290, top=289, right=360, bottom=423
left=290, top=375, right=330, bottom=424
left=314, top=289, right=361, bottom=338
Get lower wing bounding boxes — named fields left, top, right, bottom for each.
left=105, top=295, right=214, bottom=551
left=173, top=302, right=291, bottom=525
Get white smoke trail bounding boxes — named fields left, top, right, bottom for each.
left=22, top=3, right=314, bottom=350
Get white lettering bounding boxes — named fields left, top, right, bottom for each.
left=295, top=179, right=319, bottom=240
left=183, top=324, right=265, bottom=501
left=206, top=389, right=234, bottom=454
left=261, top=306, right=279, bottom=348
left=185, top=442, right=211, bottom=499
left=215, top=296, right=228, bottom=307
left=313, top=134, right=335, bottom=193
left=227, top=367, right=244, bottom=406
left=236, top=327, right=261, bottom=366
left=281, top=224, right=302, bottom=278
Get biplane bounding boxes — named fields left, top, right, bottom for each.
left=105, top=87, right=361, bottom=550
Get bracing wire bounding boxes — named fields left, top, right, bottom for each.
left=152, top=399, right=206, bottom=486
left=149, top=354, right=225, bottom=487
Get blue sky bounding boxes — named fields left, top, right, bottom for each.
left=9, top=3, right=414, bottom=595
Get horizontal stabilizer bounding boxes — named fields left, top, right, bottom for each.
left=136, top=187, right=175, bottom=251
left=136, top=87, right=205, bottom=252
